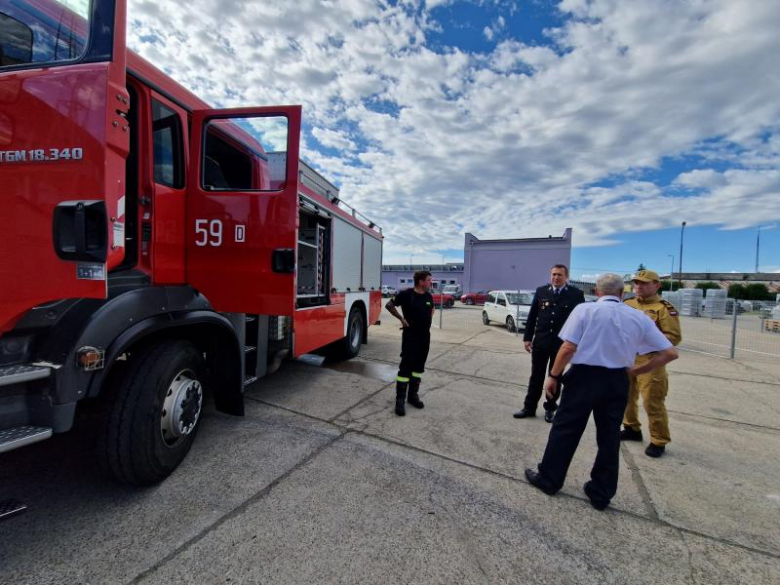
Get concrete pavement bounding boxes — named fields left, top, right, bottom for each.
left=1, top=307, right=778, bottom=584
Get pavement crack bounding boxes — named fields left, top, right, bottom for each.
left=237, top=389, right=780, bottom=562
left=621, top=443, right=660, bottom=521
left=427, top=475, right=490, bottom=580
left=678, top=530, right=699, bottom=585
left=668, top=409, right=780, bottom=433
left=360, top=355, right=529, bottom=389
left=327, top=381, right=396, bottom=423
left=127, top=430, right=348, bottom=585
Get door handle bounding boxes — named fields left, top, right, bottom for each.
left=53, top=200, right=108, bottom=262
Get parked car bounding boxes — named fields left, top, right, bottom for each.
left=381, top=285, right=397, bottom=297
left=432, top=292, right=455, bottom=308
left=482, top=290, right=534, bottom=332
left=461, top=290, right=489, bottom=305
left=442, top=284, right=462, bottom=299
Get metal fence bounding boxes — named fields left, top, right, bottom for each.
left=431, top=298, right=780, bottom=362
left=676, top=300, right=780, bottom=361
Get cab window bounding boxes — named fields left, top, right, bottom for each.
left=498, top=294, right=507, bottom=307
left=201, top=115, right=289, bottom=192
left=0, top=0, right=90, bottom=71
left=487, top=293, right=496, bottom=304
left=152, top=99, right=184, bottom=188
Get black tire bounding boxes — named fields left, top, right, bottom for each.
left=506, top=316, right=516, bottom=333
left=97, top=340, right=206, bottom=485
left=482, top=311, right=490, bottom=325
left=330, top=306, right=364, bottom=361
left=466, top=298, right=474, bottom=306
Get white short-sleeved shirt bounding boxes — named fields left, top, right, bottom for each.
left=559, top=296, right=672, bottom=369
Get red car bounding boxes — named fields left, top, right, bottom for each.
left=432, top=293, right=455, bottom=308
left=460, top=291, right=489, bottom=305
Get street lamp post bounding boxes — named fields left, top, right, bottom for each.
left=678, top=221, right=686, bottom=290
left=668, top=254, right=675, bottom=292
left=756, top=225, right=776, bottom=273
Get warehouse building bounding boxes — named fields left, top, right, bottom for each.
left=381, top=229, right=573, bottom=294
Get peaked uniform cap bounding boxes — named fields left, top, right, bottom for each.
left=632, top=269, right=660, bottom=283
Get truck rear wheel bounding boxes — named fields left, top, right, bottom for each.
left=97, top=340, right=206, bottom=485
left=327, top=306, right=364, bottom=361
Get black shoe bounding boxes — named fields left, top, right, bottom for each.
left=524, top=468, right=557, bottom=496
left=513, top=408, right=536, bottom=419
left=407, top=392, right=424, bottom=409
left=544, top=410, right=555, bottom=423
left=645, top=443, right=665, bottom=458
left=619, top=427, right=643, bottom=442
left=583, top=482, right=609, bottom=511
left=395, top=399, right=406, bottom=416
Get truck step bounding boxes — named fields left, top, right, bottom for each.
left=0, top=498, right=27, bottom=521
left=0, top=364, right=51, bottom=388
left=0, top=426, right=53, bottom=454
left=243, top=375, right=258, bottom=387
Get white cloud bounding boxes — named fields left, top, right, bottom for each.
left=126, top=0, right=780, bottom=259
left=312, top=127, right=357, bottom=152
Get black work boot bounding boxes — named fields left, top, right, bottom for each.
left=395, top=381, right=408, bottom=416
left=407, top=378, right=425, bottom=409
left=619, top=427, right=643, bottom=442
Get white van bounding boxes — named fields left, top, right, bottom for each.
left=442, top=284, right=462, bottom=298
left=482, top=290, right=534, bottom=332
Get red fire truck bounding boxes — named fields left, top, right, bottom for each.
left=0, top=0, right=383, bottom=492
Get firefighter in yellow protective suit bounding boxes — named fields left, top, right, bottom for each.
left=620, top=269, right=682, bottom=458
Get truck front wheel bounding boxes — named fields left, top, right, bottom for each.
left=98, top=340, right=206, bottom=485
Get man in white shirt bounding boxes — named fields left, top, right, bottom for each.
left=524, top=273, right=678, bottom=511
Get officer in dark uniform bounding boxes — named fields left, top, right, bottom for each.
left=385, top=270, right=435, bottom=416
left=514, top=264, right=585, bottom=422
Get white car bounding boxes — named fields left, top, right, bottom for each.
left=442, top=284, right=462, bottom=298
left=482, top=290, right=534, bottom=332
left=381, top=285, right=397, bottom=297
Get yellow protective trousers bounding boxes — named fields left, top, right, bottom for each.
left=623, top=356, right=671, bottom=446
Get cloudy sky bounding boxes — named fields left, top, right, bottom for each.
left=127, top=0, right=780, bottom=278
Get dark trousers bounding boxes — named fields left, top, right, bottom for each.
left=398, top=329, right=431, bottom=378
left=524, top=341, right=563, bottom=413
left=536, top=364, right=629, bottom=503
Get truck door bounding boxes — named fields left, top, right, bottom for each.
left=0, top=0, right=128, bottom=333
left=187, top=107, right=301, bottom=316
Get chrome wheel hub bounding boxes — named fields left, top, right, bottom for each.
left=160, top=369, right=202, bottom=447
left=349, top=318, right=360, bottom=349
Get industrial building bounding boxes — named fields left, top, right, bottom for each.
left=381, top=229, right=573, bottom=294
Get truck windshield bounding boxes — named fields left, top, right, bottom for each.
left=0, top=0, right=90, bottom=69
left=506, top=293, right=533, bottom=305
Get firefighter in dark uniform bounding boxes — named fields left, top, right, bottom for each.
left=385, top=270, right=435, bottom=416
left=514, top=264, right=585, bottom=422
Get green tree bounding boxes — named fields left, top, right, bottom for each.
left=636, top=263, right=646, bottom=271
left=745, top=283, right=772, bottom=301
left=728, top=284, right=747, bottom=299
left=695, top=281, right=721, bottom=292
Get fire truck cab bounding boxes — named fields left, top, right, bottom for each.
left=0, top=0, right=382, bottom=492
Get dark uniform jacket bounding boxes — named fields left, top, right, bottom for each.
left=523, top=284, right=585, bottom=348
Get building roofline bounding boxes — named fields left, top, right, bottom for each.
left=465, top=228, right=572, bottom=245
